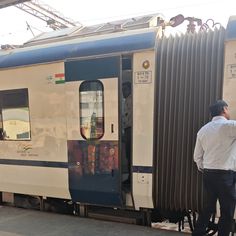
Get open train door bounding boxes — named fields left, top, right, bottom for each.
left=65, top=56, right=122, bottom=207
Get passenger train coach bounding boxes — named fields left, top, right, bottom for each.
left=0, top=14, right=236, bottom=229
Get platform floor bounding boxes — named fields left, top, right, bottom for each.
left=0, top=206, right=188, bottom=236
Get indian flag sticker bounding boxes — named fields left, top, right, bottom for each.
left=55, top=73, right=65, bottom=84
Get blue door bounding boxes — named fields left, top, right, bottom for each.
left=66, top=56, right=122, bottom=207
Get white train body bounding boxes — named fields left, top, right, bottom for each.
left=0, top=14, right=235, bottom=221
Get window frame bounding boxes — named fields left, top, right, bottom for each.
left=79, top=80, right=105, bottom=140
left=0, top=88, right=31, bottom=141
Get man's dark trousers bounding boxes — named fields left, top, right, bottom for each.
left=192, top=170, right=236, bottom=236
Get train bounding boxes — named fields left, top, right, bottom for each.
left=0, top=13, right=236, bottom=231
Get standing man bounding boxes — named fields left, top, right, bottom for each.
left=193, top=100, right=236, bottom=236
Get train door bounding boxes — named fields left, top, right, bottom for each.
left=121, top=56, right=132, bottom=192
left=65, top=56, right=122, bottom=207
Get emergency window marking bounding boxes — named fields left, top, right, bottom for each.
left=0, top=88, right=31, bottom=141
left=79, top=81, right=104, bottom=140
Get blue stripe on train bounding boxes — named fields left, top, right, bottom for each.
left=0, top=31, right=157, bottom=69
left=132, top=166, right=153, bottom=173
left=0, top=159, right=68, bottom=168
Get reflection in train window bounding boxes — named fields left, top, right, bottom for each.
left=79, top=81, right=104, bottom=140
left=0, top=89, right=31, bottom=141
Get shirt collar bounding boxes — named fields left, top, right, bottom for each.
left=212, top=116, right=227, bottom=121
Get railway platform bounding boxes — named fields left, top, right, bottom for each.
left=0, top=205, right=188, bottom=236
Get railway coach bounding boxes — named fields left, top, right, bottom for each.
left=0, top=14, right=235, bottom=230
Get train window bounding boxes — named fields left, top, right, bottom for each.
left=0, top=89, right=31, bottom=141
left=79, top=81, right=104, bottom=140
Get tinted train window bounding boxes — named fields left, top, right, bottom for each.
left=79, top=81, right=104, bottom=140
left=0, top=89, right=31, bottom=141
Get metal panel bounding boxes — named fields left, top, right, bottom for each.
left=65, top=57, right=120, bottom=82
left=132, top=51, right=155, bottom=209
left=154, top=28, right=225, bottom=212
left=225, top=15, right=236, bottom=41
left=223, top=41, right=236, bottom=118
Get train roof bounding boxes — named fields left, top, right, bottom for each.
left=0, top=28, right=159, bottom=69
left=0, top=13, right=163, bottom=69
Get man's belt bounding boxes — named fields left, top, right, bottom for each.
left=204, top=169, right=235, bottom=174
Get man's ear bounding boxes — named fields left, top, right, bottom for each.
left=222, top=106, right=230, bottom=119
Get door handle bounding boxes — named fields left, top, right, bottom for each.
left=111, top=124, right=114, bottom=133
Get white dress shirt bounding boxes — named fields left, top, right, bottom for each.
left=194, top=116, right=236, bottom=171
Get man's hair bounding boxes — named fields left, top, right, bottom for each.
left=209, top=100, right=228, bottom=117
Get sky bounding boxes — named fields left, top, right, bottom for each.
left=0, top=0, right=236, bottom=45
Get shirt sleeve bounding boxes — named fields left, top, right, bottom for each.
left=193, top=135, right=204, bottom=171
left=230, top=121, right=236, bottom=137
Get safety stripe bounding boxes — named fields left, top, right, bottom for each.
left=0, top=159, right=68, bottom=168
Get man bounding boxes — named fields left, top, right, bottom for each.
left=193, top=100, right=236, bottom=236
